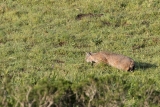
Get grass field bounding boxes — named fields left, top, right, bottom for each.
left=0, top=0, right=160, bottom=106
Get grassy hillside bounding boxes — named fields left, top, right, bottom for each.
left=0, top=0, right=160, bottom=106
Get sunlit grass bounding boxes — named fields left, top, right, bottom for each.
left=0, top=0, right=160, bottom=106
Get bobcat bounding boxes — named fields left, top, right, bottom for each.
left=85, top=51, right=135, bottom=72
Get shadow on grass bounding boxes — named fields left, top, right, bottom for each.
left=135, top=61, right=157, bottom=70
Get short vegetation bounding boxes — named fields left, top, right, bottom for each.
left=0, top=0, right=160, bottom=106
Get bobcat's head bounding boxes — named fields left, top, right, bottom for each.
left=85, top=52, right=94, bottom=63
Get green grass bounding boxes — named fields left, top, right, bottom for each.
left=0, top=0, right=160, bottom=106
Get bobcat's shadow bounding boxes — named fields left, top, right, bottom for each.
left=135, top=61, right=157, bottom=70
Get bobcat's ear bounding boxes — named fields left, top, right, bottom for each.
left=86, top=52, right=92, bottom=56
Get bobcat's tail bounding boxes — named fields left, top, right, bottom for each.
left=129, top=60, right=135, bottom=72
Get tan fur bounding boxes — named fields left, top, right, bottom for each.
left=85, top=51, right=135, bottom=71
